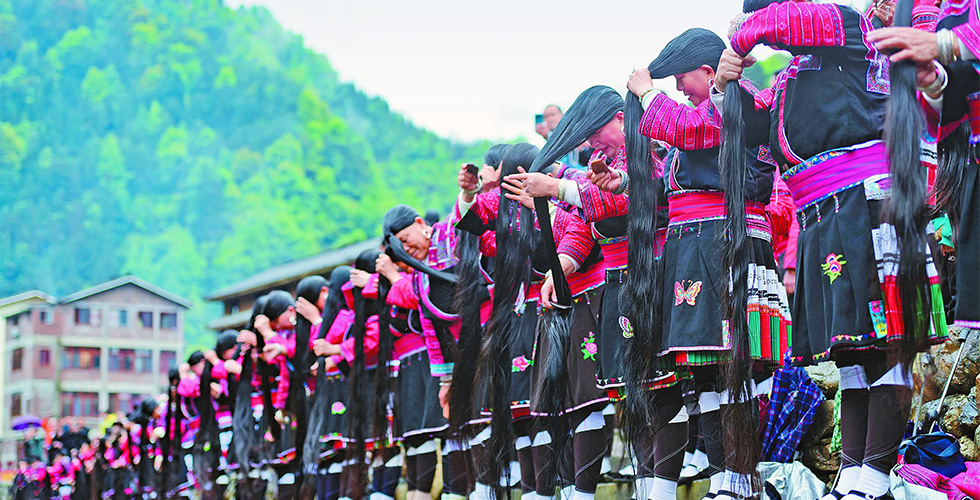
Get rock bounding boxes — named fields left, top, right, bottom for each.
left=801, top=437, right=839, bottom=474
left=940, top=394, right=976, bottom=438
left=803, top=400, right=836, bottom=443
left=950, top=330, right=980, bottom=394
left=917, top=398, right=943, bottom=429
left=958, top=436, right=979, bottom=462
left=805, top=362, right=840, bottom=398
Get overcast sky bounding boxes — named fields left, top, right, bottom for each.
left=225, top=0, right=867, bottom=144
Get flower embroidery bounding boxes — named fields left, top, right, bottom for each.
left=331, top=402, right=346, bottom=415
left=821, top=253, right=847, bottom=284
left=674, top=280, right=703, bottom=306
left=511, top=355, right=532, bottom=372
left=619, top=316, right=634, bottom=339
left=581, top=332, right=597, bottom=361
left=868, top=300, right=887, bottom=338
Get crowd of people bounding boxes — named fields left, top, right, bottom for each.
left=11, top=0, right=980, bottom=498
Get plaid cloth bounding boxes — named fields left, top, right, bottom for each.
left=760, top=360, right=825, bottom=462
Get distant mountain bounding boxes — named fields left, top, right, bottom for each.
left=0, top=0, right=487, bottom=346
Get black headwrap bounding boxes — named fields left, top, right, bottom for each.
left=647, top=28, right=726, bottom=79
left=216, top=330, right=238, bottom=354
left=382, top=204, right=420, bottom=239
left=484, top=143, right=510, bottom=167
left=187, top=351, right=204, bottom=366
left=264, top=290, right=294, bottom=321
left=743, top=0, right=787, bottom=13
left=529, top=86, right=624, bottom=174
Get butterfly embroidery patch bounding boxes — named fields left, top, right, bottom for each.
left=674, top=280, right=703, bottom=306
left=821, top=253, right=846, bottom=284
left=619, top=316, right=634, bottom=339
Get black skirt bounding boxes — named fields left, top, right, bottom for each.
left=395, top=349, right=449, bottom=439
left=953, top=161, right=980, bottom=329
left=529, top=286, right=609, bottom=415
left=659, top=218, right=789, bottom=366
left=596, top=269, right=627, bottom=389
left=790, top=182, right=946, bottom=365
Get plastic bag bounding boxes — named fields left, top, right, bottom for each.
left=758, top=461, right=827, bottom=500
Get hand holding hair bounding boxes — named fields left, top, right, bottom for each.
left=501, top=174, right=535, bottom=209
left=505, top=166, right=559, bottom=198
left=627, top=68, right=655, bottom=97
left=866, top=26, right=941, bottom=62
left=295, top=296, right=322, bottom=325
left=714, top=49, right=754, bottom=92
left=587, top=168, right=622, bottom=193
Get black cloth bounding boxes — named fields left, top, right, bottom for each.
left=662, top=147, right=775, bottom=202
left=735, top=5, right=887, bottom=167
left=647, top=28, right=726, bottom=78
left=396, top=350, right=448, bottom=440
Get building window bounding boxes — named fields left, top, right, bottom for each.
left=40, top=308, right=53, bottom=324
left=161, top=312, right=177, bottom=329
left=11, top=393, right=21, bottom=418
left=62, top=347, right=101, bottom=370
left=12, top=348, right=23, bottom=371
left=75, top=308, right=91, bottom=324
left=39, top=349, right=50, bottom=366
left=135, top=349, right=152, bottom=373
left=10, top=313, right=18, bottom=326
left=109, top=348, right=135, bottom=371
left=118, top=310, right=128, bottom=326
left=138, top=311, right=153, bottom=328
left=160, top=350, right=176, bottom=373
left=60, top=392, right=99, bottom=417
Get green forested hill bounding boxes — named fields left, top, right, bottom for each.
left=0, top=0, right=487, bottom=345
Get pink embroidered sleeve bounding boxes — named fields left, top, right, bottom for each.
left=210, top=363, right=228, bottom=381
left=386, top=275, right=420, bottom=309
left=555, top=211, right=595, bottom=266
left=339, top=315, right=380, bottom=363
left=952, top=1, right=980, bottom=59
left=177, top=376, right=200, bottom=398
left=267, top=333, right=296, bottom=359
left=731, top=2, right=846, bottom=56
left=362, top=273, right=380, bottom=299
left=638, top=94, right=721, bottom=150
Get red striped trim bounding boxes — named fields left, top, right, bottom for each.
left=598, top=238, right=628, bottom=269
left=567, top=263, right=605, bottom=296
left=667, top=191, right=767, bottom=226
left=394, top=334, right=425, bottom=358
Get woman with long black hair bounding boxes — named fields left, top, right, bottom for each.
left=718, top=1, right=949, bottom=498
left=299, top=267, right=352, bottom=500
left=616, top=27, right=786, bottom=499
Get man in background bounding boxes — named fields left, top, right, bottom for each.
left=535, top=104, right=591, bottom=169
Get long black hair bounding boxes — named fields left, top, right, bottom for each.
left=192, top=357, right=220, bottom=498
left=299, top=267, right=351, bottom=500
left=161, top=367, right=181, bottom=496
left=621, top=30, right=728, bottom=452
left=232, top=294, right=269, bottom=486
left=476, top=143, right=541, bottom=498
left=883, top=0, right=933, bottom=366
left=448, top=143, right=512, bottom=435
left=370, top=271, right=394, bottom=448
left=290, top=275, right=328, bottom=475
left=343, top=250, right=383, bottom=500
left=259, top=290, right=294, bottom=444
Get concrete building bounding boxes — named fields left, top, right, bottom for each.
left=205, top=238, right=381, bottom=332
left=1, top=276, right=190, bottom=466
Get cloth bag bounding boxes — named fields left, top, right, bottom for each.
left=898, top=434, right=967, bottom=478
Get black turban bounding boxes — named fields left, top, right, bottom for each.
left=530, top=86, right=624, bottom=173
left=216, top=330, right=238, bottom=353
left=383, top=204, right=419, bottom=239
left=743, top=0, right=787, bottom=13
left=188, top=350, right=204, bottom=366
left=648, top=28, right=727, bottom=79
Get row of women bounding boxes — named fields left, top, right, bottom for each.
left=41, top=0, right=979, bottom=499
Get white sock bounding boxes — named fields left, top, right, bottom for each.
left=721, top=470, right=752, bottom=497
left=691, top=449, right=708, bottom=470
left=472, top=483, right=493, bottom=500
left=634, top=477, right=655, bottom=500
left=370, top=494, right=394, bottom=500
left=835, top=465, right=862, bottom=494
left=708, top=472, right=723, bottom=494
left=648, top=478, right=677, bottom=500
left=520, top=492, right=539, bottom=500
left=844, top=465, right=890, bottom=499
left=601, top=456, right=612, bottom=474
left=568, top=490, right=594, bottom=500
left=559, top=485, right=575, bottom=500
left=682, top=451, right=694, bottom=468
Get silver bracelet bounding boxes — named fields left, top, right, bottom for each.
left=938, top=29, right=959, bottom=66
left=918, top=61, right=947, bottom=95
left=612, top=170, right=629, bottom=195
